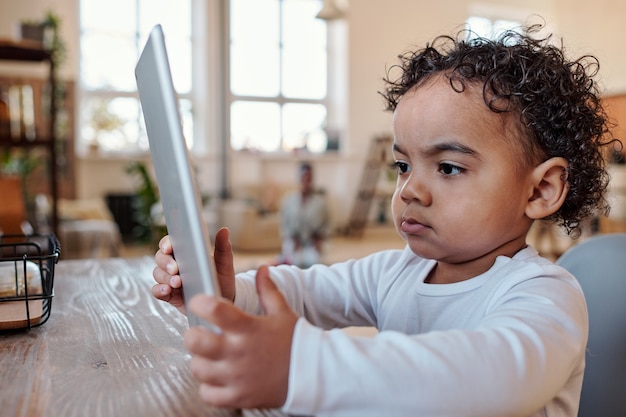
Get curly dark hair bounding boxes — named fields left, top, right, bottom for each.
left=381, top=23, right=620, bottom=237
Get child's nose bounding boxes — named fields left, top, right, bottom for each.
left=400, top=173, right=432, bottom=206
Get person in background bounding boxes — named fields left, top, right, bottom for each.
left=151, top=23, right=619, bottom=416
left=278, top=162, right=330, bottom=268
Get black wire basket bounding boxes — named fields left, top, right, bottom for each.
left=0, top=234, right=60, bottom=331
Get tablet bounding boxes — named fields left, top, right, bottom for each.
left=135, top=24, right=220, bottom=331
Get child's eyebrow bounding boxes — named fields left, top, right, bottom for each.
left=393, top=141, right=479, bottom=158
left=392, top=143, right=408, bottom=155
left=428, top=141, right=478, bottom=157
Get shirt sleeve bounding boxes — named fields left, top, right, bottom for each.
left=234, top=249, right=403, bottom=328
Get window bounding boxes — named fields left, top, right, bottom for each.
left=228, top=0, right=329, bottom=153
left=79, top=0, right=193, bottom=153
left=466, top=16, right=522, bottom=41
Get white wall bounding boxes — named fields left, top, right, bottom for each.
left=3, top=0, right=626, bottom=228
left=552, top=0, right=626, bottom=94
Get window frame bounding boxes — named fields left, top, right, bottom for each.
left=77, top=0, right=195, bottom=155
left=225, top=0, right=331, bottom=154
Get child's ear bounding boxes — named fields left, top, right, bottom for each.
left=525, top=157, right=569, bottom=219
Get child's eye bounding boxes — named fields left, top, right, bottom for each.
left=439, top=163, right=464, bottom=176
left=392, top=161, right=410, bottom=175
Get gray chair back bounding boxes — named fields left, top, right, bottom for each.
left=556, top=233, right=626, bottom=417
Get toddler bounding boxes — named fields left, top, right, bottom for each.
left=152, top=24, right=617, bottom=417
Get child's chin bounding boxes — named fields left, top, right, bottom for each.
left=406, top=238, right=436, bottom=259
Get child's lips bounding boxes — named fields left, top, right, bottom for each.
left=401, top=217, right=430, bottom=234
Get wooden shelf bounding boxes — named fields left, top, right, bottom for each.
left=0, top=39, right=52, bottom=62
left=0, top=40, right=58, bottom=235
left=0, top=137, right=54, bottom=146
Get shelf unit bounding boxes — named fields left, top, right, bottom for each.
left=0, top=40, right=58, bottom=235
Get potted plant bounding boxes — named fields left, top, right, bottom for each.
left=0, top=148, right=44, bottom=225
left=20, top=11, right=67, bottom=69
left=126, top=161, right=166, bottom=248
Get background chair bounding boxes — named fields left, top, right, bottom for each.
left=35, top=196, right=122, bottom=259
left=556, top=233, right=626, bottom=417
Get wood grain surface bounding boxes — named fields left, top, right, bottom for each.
left=0, top=257, right=288, bottom=417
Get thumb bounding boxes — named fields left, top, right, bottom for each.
left=255, top=265, right=288, bottom=315
left=188, top=294, right=246, bottom=332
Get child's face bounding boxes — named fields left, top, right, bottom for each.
left=391, top=75, right=535, bottom=273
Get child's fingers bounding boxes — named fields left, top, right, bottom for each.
left=154, top=247, right=178, bottom=275
left=188, top=294, right=250, bottom=333
left=151, top=283, right=171, bottom=300
left=214, top=227, right=235, bottom=277
left=158, top=235, right=173, bottom=254
left=197, top=383, right=239, bottom=409
left=152, top=264, right=178, bottom=285
left=213, top=227, right=236, bottom=301
left=151, top=283, right=186, bottom=311
left=185, top=325, right=225, bottom=358
left=255, top=265, right=289, bottom=315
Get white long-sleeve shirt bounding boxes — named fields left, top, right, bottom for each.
left=234, top=246, right=588, bottom=417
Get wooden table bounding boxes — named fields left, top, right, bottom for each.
left=0, top=256, right=287, bottom=417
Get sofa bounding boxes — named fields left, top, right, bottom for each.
left=217, top=184, right=291, bottom=252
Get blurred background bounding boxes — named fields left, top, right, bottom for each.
left=0, top=0, right=624, bottom=263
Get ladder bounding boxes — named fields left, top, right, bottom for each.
left=345, top=135, right=393, bottom=237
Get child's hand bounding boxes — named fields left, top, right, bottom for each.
left=152, top=235, right=186, bottom=313
left=184, top=265, right=298, bottom=409
left=152, top=227, right=237, bottom=314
